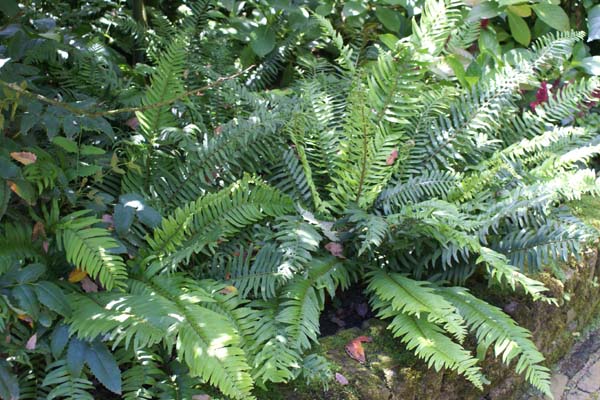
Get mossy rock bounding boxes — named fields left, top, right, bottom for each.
left=260, top=247, right=600, bottom=400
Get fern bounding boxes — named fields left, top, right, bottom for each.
left=440, top=287, right=552, bottom=395
left=57, top=211, right=127, bottom=291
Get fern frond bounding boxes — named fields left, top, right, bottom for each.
left=367, top=270, right=467, bottom=342
left=145, top=177, right=295, bottom=273
left=57, top=211, right=127, bottom=291
left=42, top=360, right=94, bottom=400
left=441, top=287, right=551, bottom=395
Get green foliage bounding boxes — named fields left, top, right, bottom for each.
left=1, top=0, right=600, bottom=399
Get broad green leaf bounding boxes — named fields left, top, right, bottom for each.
left=532, top=4, right=569, bottom=31
left=0, top=360, right=19, bottom=400
left=507, top=12, right=531, bottom=46
left=136, top=205, right=162, bottom=228
left=12, top=285, right=40, bottom=319
left=375, top=7, right=402, bottom=32
left=17, top=263, right=46, bottom=283
left=52, top=136, right=78, bottom=153
left=114, top=204, right=135, bottom=235
left=85, top=341, right=122, bottom=394
left=66, top=337, right=87, bottom=376
left=34, top=281, right=71, bottom=317
left=580, top=56, right=600, bottom=75
left=379, top=33, right=399, bottom=50
left=508, top=4, right=531, bottom=17
left=80, top=145, right=105, bottom=156
left=0, top=0, right=19, bottom=17
left=498, top=0, right=527, bottom=5
left=250, top=26, right=276, bottom=57
left=589, top=5, right=600, bottom=42
left=0, top=157, right=19, bottom=179
left=50, top=324, right=70, bottom=358
left=8, top=179, right=37, bottom=205
left=342, top=1, right=368, bottom=18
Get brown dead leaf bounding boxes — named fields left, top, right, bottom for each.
left=219, top=285, right=237, bottom=295
left=192, top=395, right=211, bottom=400
left=68, top=269, right=88, bottom=283
left=32, top=221, right=46, bottom=241
left=386, top=149, right=399, bottom=166
left=345, top=336, right=373, bottom=364
left=81, top=276, right=99, bottom=293
left=10, top=151, right=37, bottom=165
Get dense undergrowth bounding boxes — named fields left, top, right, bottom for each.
left=1, top=0, right=600, bottom=399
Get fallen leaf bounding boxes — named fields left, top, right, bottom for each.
left=192, top=395, right=211, bottom=400
left=345, top=336, right=373, bottom=364
left=17, top=314, right=33, bottom=326
left=219, top=285, right=237, bottom=295
left=68, top=269, right=88, bottom=283
left=10, top=151, right=37, bottom=165
left=25, top=333, right=37, bottom=350
left=325, top=242, right=344, bottom=258
left=386, top=149, right=399, bottom=166
left=81, top=276, right=98, bottom=293
left=32, top=221, right=46, bottom=241
left=42, top=240, right=49, bottom=253
left=335, top=372, right=349, bottom=385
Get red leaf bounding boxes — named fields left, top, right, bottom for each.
left=325, top=242, right=344, bottom=258
left=345, top=336, right=372, bottom=364
left=335, top=372, right=349, bottom=385
left=192, top=395, right=211, bottom=400
left=386, top=149, right=399, bottom=166
left=10, top=151, right=37, bottom=165
left=102, top=214, right=114, bottom=229
left=25, top=333, right=37, bottom=350
left=42, top=241, right=49, bottom=253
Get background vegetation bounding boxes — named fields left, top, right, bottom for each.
left=1, top=0, right=600, bottom=399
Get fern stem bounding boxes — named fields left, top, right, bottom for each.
left=355, top=98, right=369, bottom=204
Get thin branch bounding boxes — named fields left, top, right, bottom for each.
left=0, top=66, right=254, bottom=118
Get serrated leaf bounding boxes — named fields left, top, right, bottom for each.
left=250, top=26, right=276, bottom=57
left=507, top=12, right=531, bottom=46
left=67, top=337, right=87, bottom=377
left=85, top=341, right=122, bottom=394
left=532, top=4, right=569, bottom=31
left=34, top=281, right=71, bottom=317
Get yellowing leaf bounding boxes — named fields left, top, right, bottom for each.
left=10, top=151, right=37, bottom=165
left=68, top=269, right=88, bottom=283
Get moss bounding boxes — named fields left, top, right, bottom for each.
left=263, top=245, right=600, bottom=400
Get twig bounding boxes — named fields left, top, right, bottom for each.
left=0, top=65, right=254, bottom=118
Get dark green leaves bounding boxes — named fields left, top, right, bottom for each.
left=0, top=360, right=19, bottom=400
left=507, top=11, right=531, bottom=46
left=532, top=4, right=570, bottom=31
left=589, top=5, right=600, bottom=42
left=250, top=26, right=276, bottom=57
left=34, top=281, right=71, bottom=317
left=85, top=341, right=122, bottom=394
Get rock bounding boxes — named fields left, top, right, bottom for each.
left=548, top=373, right=568, bottom=400
left=576, top=360, right=600, bottom=393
